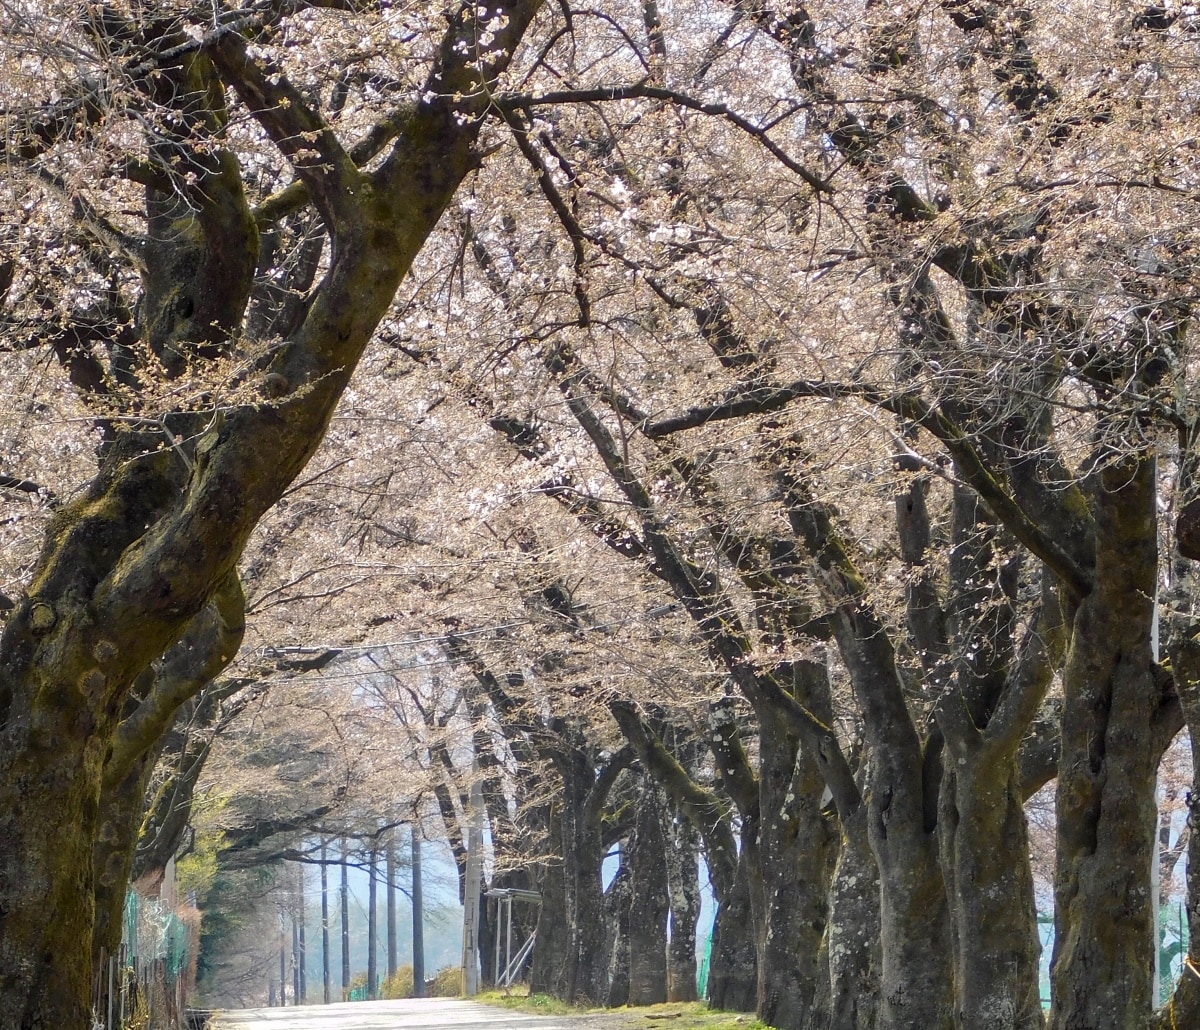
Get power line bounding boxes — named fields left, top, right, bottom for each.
left=253, top=601, right=682, bottom=661
left=241, top=601, right=685, bottom=689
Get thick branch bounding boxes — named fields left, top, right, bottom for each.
left=648, top=378, right=1093, bottom=599
left=549, top=343, right=861, bottom=816
left=219, top=798, right=345, bottom=869
left=608, top=698, right=738, bottom=893
left=208, top=33, right=363, bottom=232
left=104, top=572, right=246, bottom=787
left=499, top=84, right=831, bottom=195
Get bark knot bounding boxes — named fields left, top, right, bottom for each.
left=29, top=602, right=56, bottom=633
left=92, top=639, right=118, bottom=664
left=79, top=668, right=105, bottom=694
left=262, top=372, right=290, bottom=398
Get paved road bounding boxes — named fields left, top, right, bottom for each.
left=211, top=997, right=608, bottom=1030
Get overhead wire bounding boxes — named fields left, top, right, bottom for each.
left=241, top=600, right=685, bottom=690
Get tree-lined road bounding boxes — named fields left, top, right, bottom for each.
left=212, top=999, right=609, bottom=1030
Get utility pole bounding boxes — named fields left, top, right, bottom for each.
left=387, top=829, right=398, bottom=982
left=461, top=773, right=484, bottom=996
left=292, top=905, right=300, bottom=1003
left=280, top=917, right=287, bottom=1006
left=298, top=862, right=307, bottom=1003
left=341, top=840, right=351, bottom=1001
left=321, top=841, right=331, bottom=1004
left=368, top=845, right=379, bottom=999
left=412, top=826, right=425, bottom=997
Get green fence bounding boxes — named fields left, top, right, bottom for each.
left=1038, top=906, right=1190, bottom=1009
left=697, top=932, right=713, bottom=997
left=124, top=891, right=190, bottom=982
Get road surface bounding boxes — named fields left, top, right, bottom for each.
left=211, top=997, right=623, bottom=1030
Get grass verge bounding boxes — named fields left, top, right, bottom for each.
left=475, top=990, right=770, bottom=1030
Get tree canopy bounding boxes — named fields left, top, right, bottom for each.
left=3, top=2, right=1200, bottom=1029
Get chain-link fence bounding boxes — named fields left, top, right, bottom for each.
left=92, top=892, right=198, bottom=1030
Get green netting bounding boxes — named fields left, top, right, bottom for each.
left=1038, top=906, right=1191, bottom=1009
left=1159, top=902, right=1191, bottom=1007
left=165, top=913, right=189, bottom=981
left=697, top=932, right=713, bottom=998
left=123, top=893, right=141, bottom=962
left=121, top=892, right=189, bottom=984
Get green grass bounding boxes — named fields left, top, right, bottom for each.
left=475, top=991, right=771, bottom=1030
left=476, top=988, right=591, bottom=1015
left=617, top=1001, right=770, bottom=1030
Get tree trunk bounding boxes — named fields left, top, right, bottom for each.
left=628, top=786, right=669, bottom=1006
left=779, top=440, right=953, bottom=1029
left=821, top=806, right=880, bottom=1030
left=0, top=4, right=544, bottom=1021
left=706, top=854, right=759, bottom=1012
left=931, top=486, right=1050, bottom=1030
left=940, top=758, right=1043, bottom=1029
left=561, top=764, right=607, bottom=1003
left=531, top=839, right=570, bottom=997
left=531, top=774, right=608, bottom=1003
left=1051, top=456, right=1160, bottom=1030
left=872, top=806, right=950, bottom=1030
left=530, top=733, right=623, bottom=1005
left=665, top=813, right=700, bottom=1003
left=92, top=752, right=157, bottom=972
left=1152, top=606, right=1200, bottom=1029
left=754, top=689, right=837, bottom=1030
left=602, top=853, right=632, bottom=1008
left=0, top=733, right=98, bottom=1028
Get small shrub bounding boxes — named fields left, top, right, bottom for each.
left=429, top=966, right=462, bottom=997
left=383, top=965, right=415, bottom=999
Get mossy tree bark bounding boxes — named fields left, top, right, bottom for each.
left=92, top=573, right=245, bottom=968
left=444, top=616, right=632, bottom=1006
left=627, top=783, right=669, bottom=1006
left=1051, top=455, right=1178, bottom=1030
left=931, top=489, right=1055, bottom=1030
left=530, top=736, right=630, bottom=1004
left=664, top=800, right=701, bottom=1004
left=0, top=3, right=544, bottom=1024
left=530, top=823, right=570, bottom=998
left=1153, top=589, right=1200, bottom=1030
left=606, top=696, right=757, bottom=1010
left=779, top=449, right=952, bottom=1030
left=754, top=680, right=839, bottom=1030
left=821, top=804, right=880, bottom=1030
left=707, top=855, right=760, bottom=1013
left=547, top=344, right=865, bottom=1021
left=601, top=854, right=632, bottom=1008
left=469, top=281, right=853, bottom=1020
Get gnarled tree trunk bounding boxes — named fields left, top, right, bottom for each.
left=1051, top=455, right=1162, bottom=1030
left=627, top=785, right=669, bottom=1006
left=601, top=854, right=632, bottom=1008
left=754, top=694, right=838, bottom=1030
left=707, top=855, right=759, bottom=1012
left=665, top=811, right=700, bottom=1003
left=811, top=802, right=879, bottom=1030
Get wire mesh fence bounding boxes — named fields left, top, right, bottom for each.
left=91, top=893, right=198, bottom=1030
